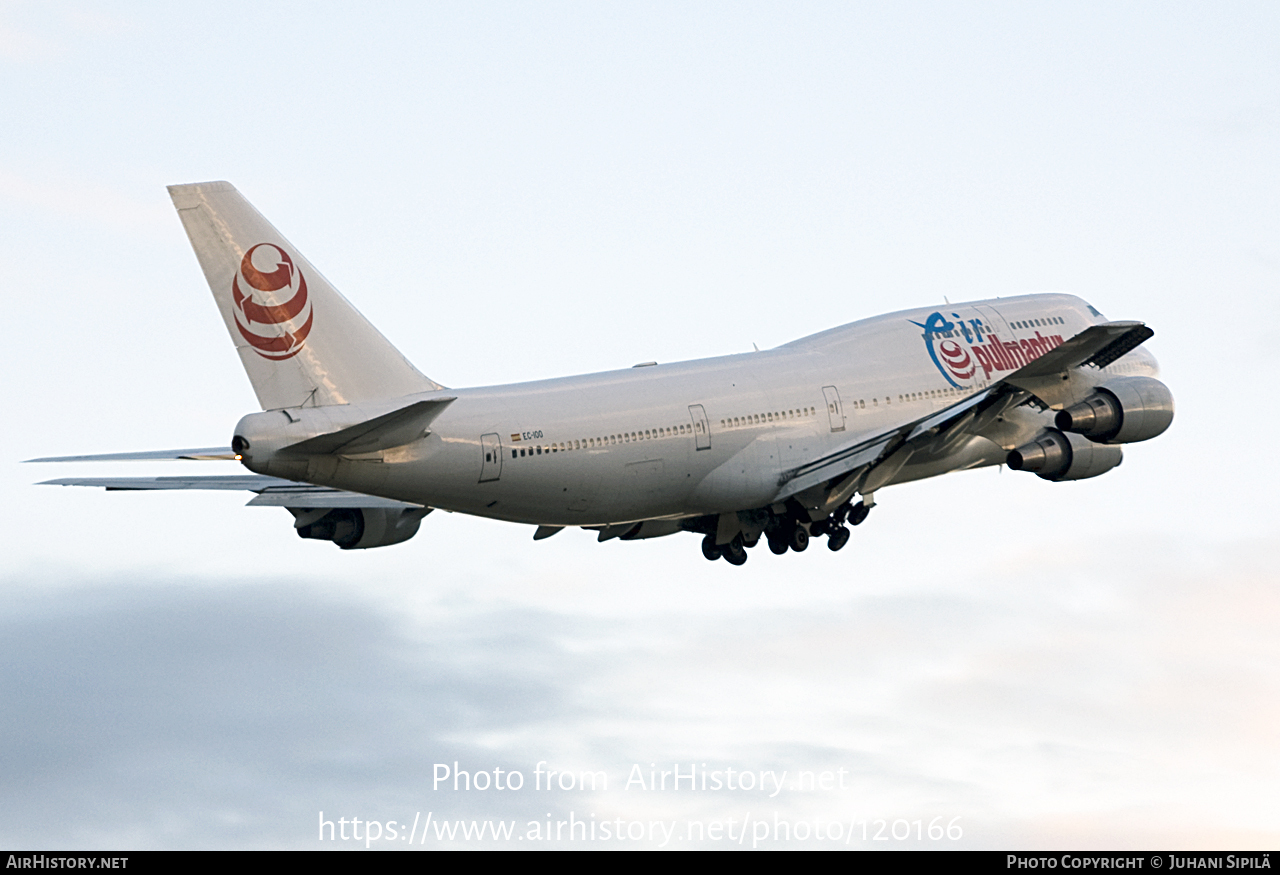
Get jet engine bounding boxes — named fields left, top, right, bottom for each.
left=291, top=507, right=428, bottom=549
left=1055, top=376, right=1174, bottom=444
left=1007, top=430, right=1123, bottom=481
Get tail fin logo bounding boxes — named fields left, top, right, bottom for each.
left=231, top=243, right=313, bottom=361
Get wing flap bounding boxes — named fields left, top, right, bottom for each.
left=776, top=435, right=895, bottom=499
left=246, top=490, right=423, bottom=509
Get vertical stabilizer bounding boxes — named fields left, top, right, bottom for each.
left=168, top=181, right=442, bottom=410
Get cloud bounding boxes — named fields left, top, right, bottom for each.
left=1, top=534, right=1276, bottom=849
left=0, top=578, right=587, bottom=848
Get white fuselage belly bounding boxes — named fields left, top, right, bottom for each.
left=301, top=293, right=1158, bottom=526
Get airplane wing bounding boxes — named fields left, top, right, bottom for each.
left=774, top=321, right=1153, bottom=502
left=36, top=475, right=424, bottom=509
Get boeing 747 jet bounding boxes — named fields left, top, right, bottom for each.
left=31, top=182, right=1174, bottom=564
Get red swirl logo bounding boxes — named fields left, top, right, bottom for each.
left=938, top=340, right=976, bottom=381
left=231, top=243, right=312, bottom=361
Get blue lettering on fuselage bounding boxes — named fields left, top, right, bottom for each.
left=910, top=312, right=962, bottom=388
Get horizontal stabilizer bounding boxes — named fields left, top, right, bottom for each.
left=281, top=397, right=456, bottom=456
left=38, top=475, right=421, bottom=509
left=26, top=447, right=235, bottom=463
left=39, top=475, right=298, bottom=490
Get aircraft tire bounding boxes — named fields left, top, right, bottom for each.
left=827, top=526, right=850, bottom=551
left=722, top=535, right=748, bottom=566
left=767, top=537, right=789, bottom=555
left=849, top=502, right=871, bottom=526
left=789, top=526, right=809, bottom=552
left=701, top=535, right=721, bottom=561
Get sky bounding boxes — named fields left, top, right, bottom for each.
left=1, top=1, right=1277, bottom=850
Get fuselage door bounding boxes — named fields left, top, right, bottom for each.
left=688, top=404, right=711, bottom=450
left=479, top=433, right=503, bottom=482
left=822, top=386, right=845, bottom=432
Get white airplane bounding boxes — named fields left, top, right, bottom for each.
left=31, top=182, right=1174, bottom=564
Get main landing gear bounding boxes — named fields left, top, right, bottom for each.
left=703, top=533, right=748, bottom=565
left=700, top=499, right=873, bottom=564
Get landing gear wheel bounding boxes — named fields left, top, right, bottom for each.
left=789, top=526, right=809, bottom=553
left=827, top=525, right=850, bottom=551
left=767, top=536, right=789, bottom=555
left=722, top=534, right=748, bottom=566
left=701, top=535, right=721, bottom=561
left=849, top=502, right=871, bottom=526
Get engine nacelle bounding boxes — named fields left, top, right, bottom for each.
left=1055, top=376, right=1174, bottom=444
left=293, top=507, right=427, bottom=549
left=1007, top=429, right=1124, bottom=481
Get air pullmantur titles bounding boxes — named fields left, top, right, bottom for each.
left=431, top=762, right=849, bottom=797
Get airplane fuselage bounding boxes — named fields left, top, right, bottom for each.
left=243, top=292, right=1158, bottom=528
left=36, top=182, right=1173, bottom=559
